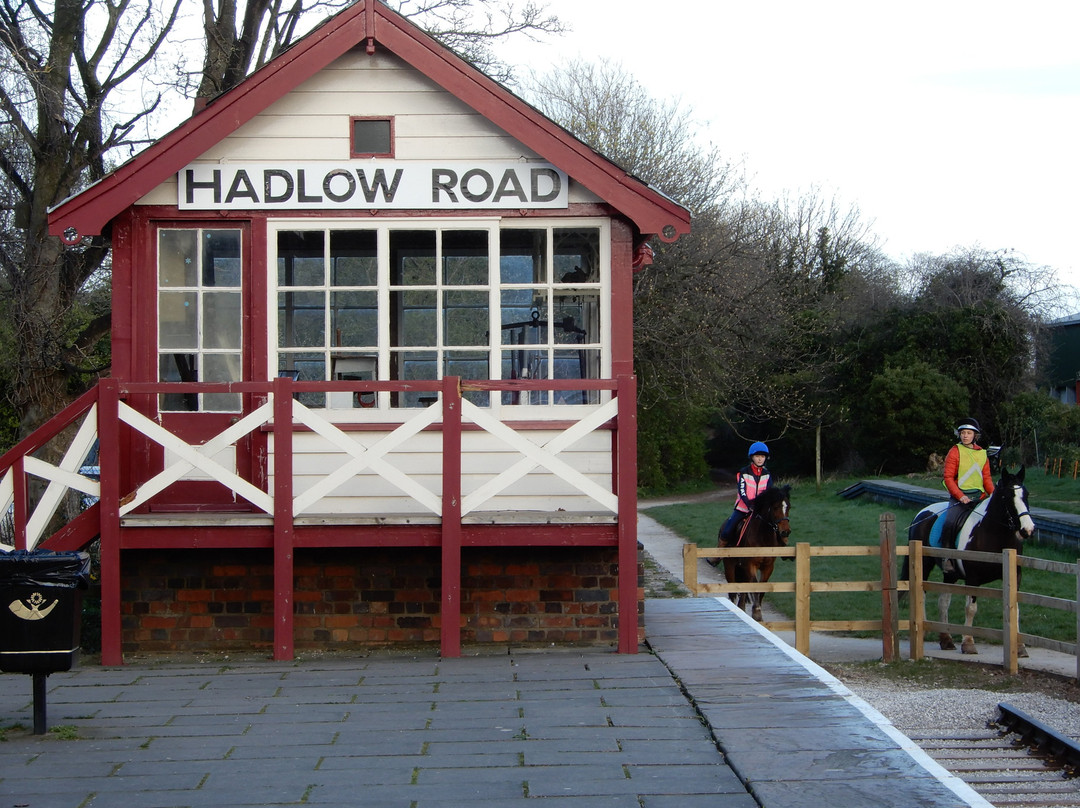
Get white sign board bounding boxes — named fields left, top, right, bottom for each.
left=178, top=161, right=569, bottom=211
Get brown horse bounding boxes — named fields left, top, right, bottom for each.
left=903, top=465, right=1035, bottom=655
left=717, top=484, right=791, bottom=621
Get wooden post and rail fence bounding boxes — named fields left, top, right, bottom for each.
left=681, top=513, right=1080, bottom=681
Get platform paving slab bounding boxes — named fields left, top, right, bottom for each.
left=0, top=650, right=747, bottom=808
left=0, top=596, right=995, bottom=808
left=645, top=596, right=993, bottom=808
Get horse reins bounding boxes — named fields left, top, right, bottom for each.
left=973, top=484, right=1030, bottom=536
left=732, top=508, right=789, bottom=547
left=991, top=485, right=1031, bottom=534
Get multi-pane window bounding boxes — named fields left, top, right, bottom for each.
left=271, top=222, right=604, bottom=409
left=499, top=228, right=601, bottom=405
left=158, top=229, right=243, bottom=412
left=389, top=229, right=491, bottom=406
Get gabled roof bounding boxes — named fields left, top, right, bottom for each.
left=49, top=0, right=690, bottom=245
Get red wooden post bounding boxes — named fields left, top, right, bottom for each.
left=441, top=376, right=463, bottom=658
left=98, top=380, right=124, bottom=666
left=616, top=374, right=639, bottom=653
left=12, top=456, right=26, bottom=552
left=272, top=376, right=295, bottom=661
left=609, top=221, right=641, bottom=654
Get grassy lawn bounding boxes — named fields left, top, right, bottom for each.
left=644, top=470, right=1079, bottom=646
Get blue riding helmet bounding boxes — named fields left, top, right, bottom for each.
left=748, top=441, right=770, bottom=458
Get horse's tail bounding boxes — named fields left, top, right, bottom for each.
left=899, top=508, right=936, bottom=599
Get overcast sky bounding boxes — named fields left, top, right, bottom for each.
left=498, top=0, right=1080, bottom=302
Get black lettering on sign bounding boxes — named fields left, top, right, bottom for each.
left=356, top=169, right=403, bottom=203
left=224, top=170, right=260, bottom=204
left=531, top=168, right=561, bottom=203
left=185, top=169, right=222, bottom=204
left=296, top=170, right=322, bottom=203
left=264, top=169, right=294, bottom=204
left=323, top=169, right=356, bottom=203
left=460, top=169, right=494, bottom=203
left=493, top=170, right=527, bottom=203
left=432, top=169, right=458, bottom=203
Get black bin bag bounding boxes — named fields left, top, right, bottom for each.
left=0, top=550, right=91, bottom=674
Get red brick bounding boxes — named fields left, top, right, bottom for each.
left=503, top=589, right=539, bottom=602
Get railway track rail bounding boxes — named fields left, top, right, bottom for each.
left=906, top=702, right=1080, bottom=807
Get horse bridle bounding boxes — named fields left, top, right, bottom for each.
left=753, top=507, right=791, bottom=541
left=987, top=484, right=1031, bottom=536
left=1006, top=485, right=1032, bottom=535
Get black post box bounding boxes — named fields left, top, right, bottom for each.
left=0, top=550, right=91, bottom=674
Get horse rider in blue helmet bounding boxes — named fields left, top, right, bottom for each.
left=718, top=442, right=773, bottom=548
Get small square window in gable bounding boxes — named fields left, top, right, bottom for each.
left=351, top=117, right=394, bottom=158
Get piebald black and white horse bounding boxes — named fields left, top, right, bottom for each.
left=903, top=466, right=1035, bottom=655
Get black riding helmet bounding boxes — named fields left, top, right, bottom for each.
left=955, top=418, right=981, bottom=437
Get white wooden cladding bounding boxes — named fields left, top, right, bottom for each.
left=275, top=397, right=619, bottom=517
left=136, top=49, right=601, bottom=206
left=205, top=51, right=533, bottom=164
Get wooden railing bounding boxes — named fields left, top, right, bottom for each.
left=0, top=375, right=641, bottom=662
left=682, top=513, right=1080, bottom=680
left=908, top=543, right=1079, bottom=678
left=682, top=513, right=907, bottom=661
left=1, top=376, right=630, bottom=551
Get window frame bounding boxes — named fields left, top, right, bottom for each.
left=267, top=217, right=610, bottom=417
left=349, top=116, right=395, bottom=159
left=156, top=226, right=245, bottom=413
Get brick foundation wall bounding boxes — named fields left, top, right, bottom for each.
left=120, top=547, right=644, bottom=655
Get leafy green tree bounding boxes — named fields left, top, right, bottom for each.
left=856, top=362, right=970, bottom=472
left=996, top=391, right=1080, bottom=467
left=842, top=248, right=1060, bottom=469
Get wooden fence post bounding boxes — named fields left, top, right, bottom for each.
left=908, top=540, right=924, bottom=661
left=880, top=514, right=899, bottom=662
left=1002, top=548, right=1018, bottom=675
left=795, top=542, right=811, bottom=655
left=683, top=543, right=699, bottom=596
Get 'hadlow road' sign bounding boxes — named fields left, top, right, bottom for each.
left=178, top=161, right=569, bottom=211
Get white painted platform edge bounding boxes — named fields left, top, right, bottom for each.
left=712, top=596, right=995, bottom=808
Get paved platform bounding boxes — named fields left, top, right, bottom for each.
left=0, top=597, right=989, bottom=808
left=648, top=598, right=989, bottom=808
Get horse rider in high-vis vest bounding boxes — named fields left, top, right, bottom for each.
left=944, top=418, right=995, bottom=505
left=928, top=418, right=996, bottom=554
left=718, top=441, right=773, bottom=548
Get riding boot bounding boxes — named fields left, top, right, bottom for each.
left=707, top=534, right=729, bottom=567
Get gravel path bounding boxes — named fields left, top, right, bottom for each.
left=845, top=680, right=1080, bottom=740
